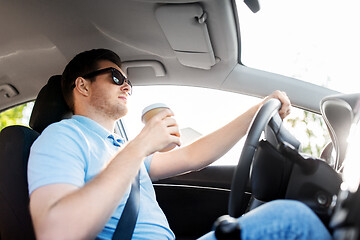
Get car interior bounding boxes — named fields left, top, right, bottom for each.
left=0, top=0, right=360, bottom=239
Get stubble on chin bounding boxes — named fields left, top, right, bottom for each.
left=115, top=106, right=128, bottom=120
left=90, top=96, right=128, bottom=121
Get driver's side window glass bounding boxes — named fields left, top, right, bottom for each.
left=0, top=102, right=34, bottom=131
left=122, top=86, right=330, bottom=165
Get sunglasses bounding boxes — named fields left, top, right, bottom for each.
left=74, top=67, right=132, bottom=95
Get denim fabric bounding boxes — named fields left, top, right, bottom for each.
left=198, top=200, right=332, bottom=240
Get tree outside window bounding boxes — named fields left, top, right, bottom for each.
left=0, top=102, right=34, bottom=131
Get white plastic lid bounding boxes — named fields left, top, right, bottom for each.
left=141, top=103, right=169, bottom=117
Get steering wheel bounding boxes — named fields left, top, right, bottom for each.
left=228, top=98, right=282, bottom=218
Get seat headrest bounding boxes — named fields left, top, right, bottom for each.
left=29, top=75, right=72, bottom=133
left=320, top=93, right=360, bottom=170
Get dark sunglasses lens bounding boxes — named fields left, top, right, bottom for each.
left=112, top=69, right=125, bottom=85
left=112, top=69, right=132, bottom=95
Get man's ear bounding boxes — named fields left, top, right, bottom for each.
left=74, top=77, right=90, bottom=97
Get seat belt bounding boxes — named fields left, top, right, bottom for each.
left=112, top=172, right=140, bottom=240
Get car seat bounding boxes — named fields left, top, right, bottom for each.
left=320, top=93, right=360, bottom=171
left=0, top=75, right=71, bottom=240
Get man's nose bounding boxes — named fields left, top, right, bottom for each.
left=120, top=81, right=132, bottom=95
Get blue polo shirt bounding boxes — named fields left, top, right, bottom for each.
left=28, top=115, right=175, bottom=239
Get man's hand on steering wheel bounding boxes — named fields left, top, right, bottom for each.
left=262, top=90, right=291, bottom=119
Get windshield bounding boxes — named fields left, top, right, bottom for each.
left=236, top=0, right=360, bottom=94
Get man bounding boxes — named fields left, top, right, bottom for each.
left=28, top=49, right=331, bottom=240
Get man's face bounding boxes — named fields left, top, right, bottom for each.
left=87, top=60, right=131, bottom=120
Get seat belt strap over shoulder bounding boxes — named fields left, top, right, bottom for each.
left=112, top=172, right=140, bottom=240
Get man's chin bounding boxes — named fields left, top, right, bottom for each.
left=114, top=108, right=128, bottom=120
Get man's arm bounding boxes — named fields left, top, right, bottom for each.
left=29, top=109, right=180, bottom=240
left=30, top=141, right=146, bottom=240
left=149, top=90, right=291, bottom=181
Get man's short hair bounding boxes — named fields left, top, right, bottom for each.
left=61, top=49, right=122, bottom=112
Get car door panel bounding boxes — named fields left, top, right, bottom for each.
left=154, top=165, right=234, bottom=239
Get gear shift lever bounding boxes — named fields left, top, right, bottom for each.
left=213, top=215, right=241, bottom=240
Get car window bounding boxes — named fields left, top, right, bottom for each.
left=236, top=0, right=360, bottom=94
left=0, top=102, right=34, bottom=131
left=122, top=86, right=330, bottom=165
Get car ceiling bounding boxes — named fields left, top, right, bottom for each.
left=0, top=0, right=337, bottom=112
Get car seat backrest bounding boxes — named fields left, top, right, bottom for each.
left=0, top=126, right=38, bottom=240
left=0, top=75, right=72, bottom=240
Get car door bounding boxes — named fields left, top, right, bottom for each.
left=154, top=165, right=235, bottom=239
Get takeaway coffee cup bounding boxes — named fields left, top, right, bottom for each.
left=141, top=103, right=179, bottom=152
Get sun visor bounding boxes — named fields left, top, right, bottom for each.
left=156, top=4, right=216, bottom=70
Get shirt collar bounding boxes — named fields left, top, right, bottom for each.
left=71, top=115, right=125, bottom=146
left=72, top=115, right=110, bottom=138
